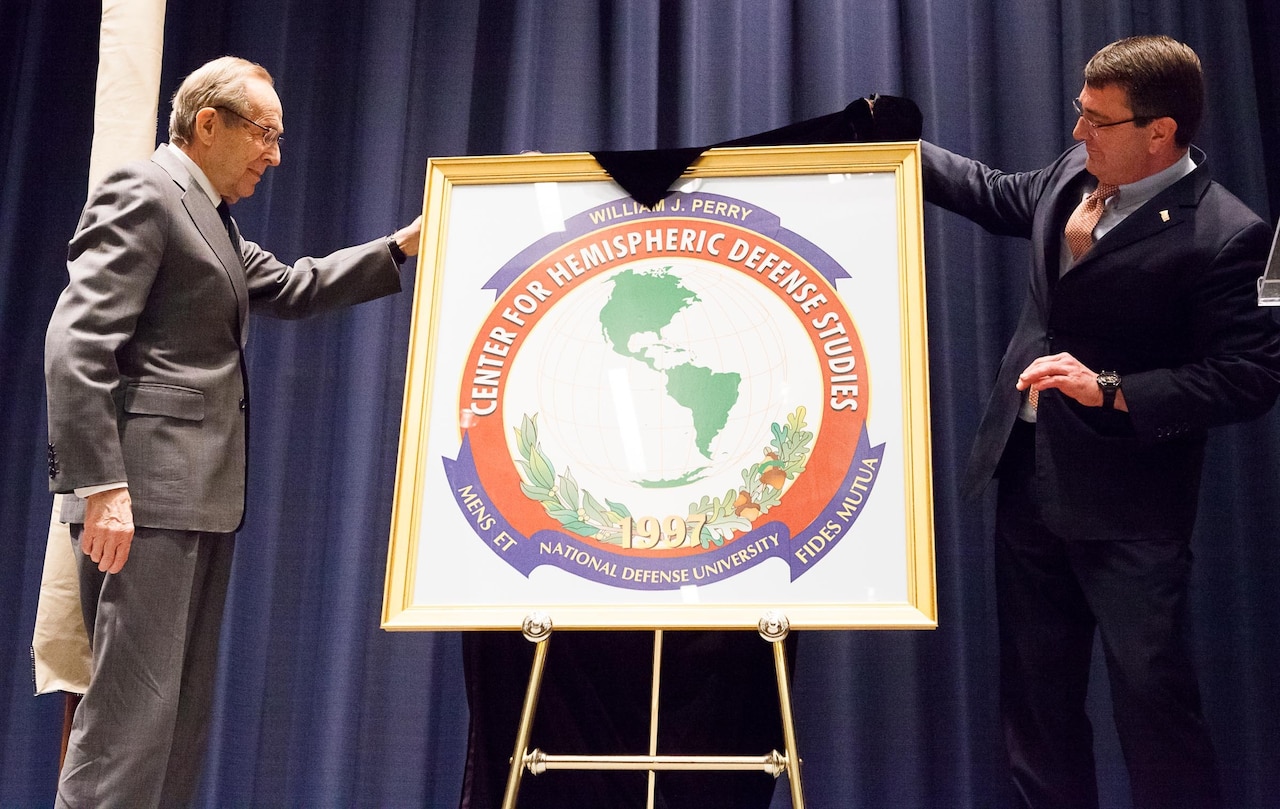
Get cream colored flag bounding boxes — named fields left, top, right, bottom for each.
left=33, top=0, right=167, bottom=695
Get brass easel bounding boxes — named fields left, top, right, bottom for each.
left=500, top=611, right=804, bottom=809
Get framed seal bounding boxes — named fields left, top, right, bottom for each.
left=383, top=143, right=934, bottom=631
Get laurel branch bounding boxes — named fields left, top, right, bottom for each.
left=512, top=407, right=813, bottom=548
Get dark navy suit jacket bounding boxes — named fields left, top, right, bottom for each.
left=923, top=141, right=1280, bottom=542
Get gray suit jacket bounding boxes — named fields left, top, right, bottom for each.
left=45, top=145, right=402, bottom=532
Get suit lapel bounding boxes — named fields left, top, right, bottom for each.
left=151, top=147, right=250, bottom=344
left=185, top=193, right=251, bottom=345
left=1068, top=149, right=1208, bottom=273
left=1038, top=148, right=1092, bottom=316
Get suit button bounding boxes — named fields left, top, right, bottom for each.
left=239, top=398, right=247, bottom=411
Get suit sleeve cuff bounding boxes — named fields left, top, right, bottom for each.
left=386, top=237, right=408, bottom=265
left=74, top=482, right=128, bottom=498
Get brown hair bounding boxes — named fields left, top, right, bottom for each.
left=168, top=56, right=273, bottom=148
left=1084, top=35, right=1203, bottom=147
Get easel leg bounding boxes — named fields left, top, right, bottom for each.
left=758, top=612, right=804, bottom=809
left=501, top=626, right=552, bottom=809
left=771, top=638, right=805, bottom=808
left=646, top=629, right=664, bottom=809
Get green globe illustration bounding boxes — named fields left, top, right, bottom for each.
left=505, top=258, right=822, bottom=516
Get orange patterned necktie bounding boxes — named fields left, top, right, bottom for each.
left=1064, top=183, right=1119, bottom=260
left=1034, top=183, right=1120, bottom=409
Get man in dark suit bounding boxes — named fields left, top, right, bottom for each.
left=44, top=56, right=420, bottom=807
left=920, top=36, right=1280, bottom=809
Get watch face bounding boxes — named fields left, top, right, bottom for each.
left=1097, top=371, right=1120, bottom=389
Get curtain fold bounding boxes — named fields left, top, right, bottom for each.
left=3, top=1, right=1279, bottom=805
left=0, top=0, right=104, bottom=796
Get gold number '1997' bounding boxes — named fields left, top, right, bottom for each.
left=618, top=514, right=708, bottom=549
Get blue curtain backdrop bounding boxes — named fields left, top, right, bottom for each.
left=4, top=1, right=1280, bottom=806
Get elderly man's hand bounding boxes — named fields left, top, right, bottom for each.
left=392, top=215, right=423, bottom=258
left=82, top=488, right=135, bottom=574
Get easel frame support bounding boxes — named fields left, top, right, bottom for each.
left=500, top=611, right=805, bottom=809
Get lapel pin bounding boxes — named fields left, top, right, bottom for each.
left=1159, top=210, right=1170, bottom=222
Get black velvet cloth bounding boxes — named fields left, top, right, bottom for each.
left=591, top=147, right=709, bottom=210
left=460, top=630, right=796, bottom=809
left=591, top=95, right=923, bottom=206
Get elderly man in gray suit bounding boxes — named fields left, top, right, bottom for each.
left=44, top=56, right=420, bottom=807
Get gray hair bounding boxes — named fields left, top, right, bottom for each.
left=168, top=56, right=273, bottom=148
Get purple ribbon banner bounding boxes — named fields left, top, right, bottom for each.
left=482, top=191, right=851, bottom=295
left=442, top=427, right=884, bottom=591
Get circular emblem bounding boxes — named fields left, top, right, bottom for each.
left=444, top=192, right=884, bottom=590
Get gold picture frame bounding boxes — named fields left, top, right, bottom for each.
left=383, top=143, right=935, bottom=631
